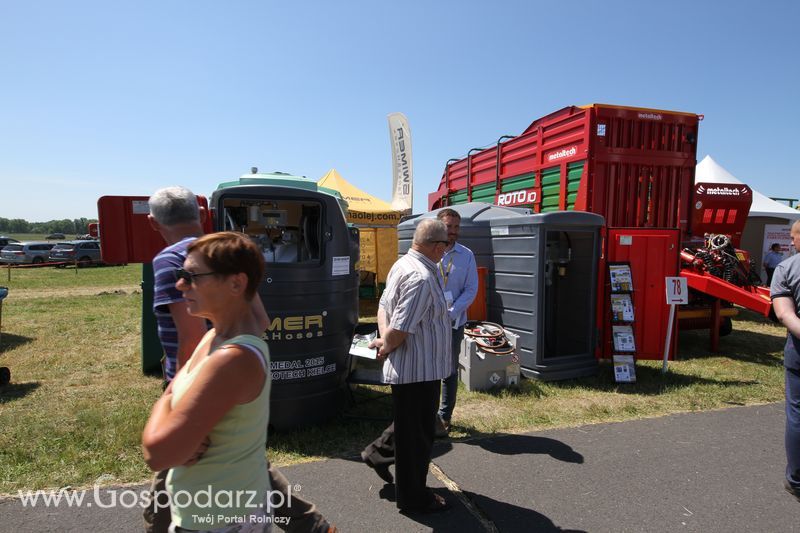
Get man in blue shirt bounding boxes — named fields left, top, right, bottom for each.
left=434, top=209, right=478, bottom=436
left=764, top=242, right=784, bottom=287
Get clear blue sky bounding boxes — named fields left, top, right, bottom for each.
left=2, top=0, right=798, bottom=221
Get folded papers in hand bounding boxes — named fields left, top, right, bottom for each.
left=350, top=330, right=378, bottom=359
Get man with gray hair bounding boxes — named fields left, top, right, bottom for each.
left=361, top=218, right=453, bottom=513
left=143, top=186, right=335, bottom=533
left=147, top=186, right=208, bottom=384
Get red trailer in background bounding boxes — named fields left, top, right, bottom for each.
left=429, top=103, right=770, bottom=360
left=96, top=195, right=213, bottom=374
left=96, top=195, right=212, bottom=264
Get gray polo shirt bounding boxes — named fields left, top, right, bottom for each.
left=771, top=253, right=800, bottom=370
left=379, top=249, right=453, bottom=385
left=771, top=253, right=800, bottom=318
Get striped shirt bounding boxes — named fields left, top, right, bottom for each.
left=380, top=248, right=453, bottom=384
left=153, top=236, right=196, bottom=381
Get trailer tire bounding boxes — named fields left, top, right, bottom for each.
left=719, top=317, right=733, bottom=337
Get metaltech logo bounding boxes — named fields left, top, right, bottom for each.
left=547, top=146, right=577, bottom=162
left=638, top=112, right=663, bottom=120
left=697, top=184, right=750, bottom=196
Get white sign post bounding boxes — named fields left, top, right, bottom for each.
left=662, top=277, right=688, bottom=374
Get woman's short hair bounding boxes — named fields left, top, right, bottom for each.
left=188, top=232, right=264, bottom=298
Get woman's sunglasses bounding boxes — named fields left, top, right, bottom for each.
left=174, top=268, right=216, bottom=284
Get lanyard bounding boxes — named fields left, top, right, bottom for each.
left=439, top=256, right=454, bottom=289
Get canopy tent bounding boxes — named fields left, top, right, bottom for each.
left=318, top=169, right=402, bottom=284
left=695, top=155, right=799, bottom=279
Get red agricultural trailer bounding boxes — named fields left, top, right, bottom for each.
left=428, top=103, right=771, bottom=360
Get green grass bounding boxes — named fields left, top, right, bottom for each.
left=0, top=268, right=789, bottom=493
left=1, top=292, right=156, bottom=491
left=1, top=264, right=141, bottom=293
left=270, top=309, right=785, bottom=462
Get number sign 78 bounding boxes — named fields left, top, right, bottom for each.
left=665, top=277, right=688, bottom=305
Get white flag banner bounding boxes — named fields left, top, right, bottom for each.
left=388, top=112, right=413, bottom=212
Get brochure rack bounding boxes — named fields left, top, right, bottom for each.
left=608, top=263, right=636, bottom=383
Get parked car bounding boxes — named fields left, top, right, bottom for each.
left=48, top=240, right=103, bottom=267
left=0, top=236, right=20, bottom=248
left=0, top=241, right=55, bottom=264
left=46, top=232, right=66, bottom=240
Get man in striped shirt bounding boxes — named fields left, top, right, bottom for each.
left=361, top=218, right=454, bottom=513
left=148, top=186, right=209, bottom=385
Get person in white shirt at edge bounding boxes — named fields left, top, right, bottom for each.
left=433, top=209, right=478, bottom=436
left=360, top=219, right=454, bottom=514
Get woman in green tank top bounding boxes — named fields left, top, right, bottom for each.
left=143, top=232, right=272, bottom=532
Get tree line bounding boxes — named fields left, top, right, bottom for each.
left=0, top=217, right=98, bottom=235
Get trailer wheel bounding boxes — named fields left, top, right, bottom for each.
left=719, top=317, right=733, bottom=337
left=0, top=367, right=10, bottom=386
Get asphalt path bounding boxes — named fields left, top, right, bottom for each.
left=2, top=403, right=796, bottom=532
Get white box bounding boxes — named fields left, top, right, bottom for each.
left=458, top=329, right=521, bottom=392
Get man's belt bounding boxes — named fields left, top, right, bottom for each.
left=464, top=321, right=514, bottom=355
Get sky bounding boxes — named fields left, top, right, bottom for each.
left=1, top=0, right=798, bottom=222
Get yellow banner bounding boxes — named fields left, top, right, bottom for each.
left=358, top=228, right=377, bottom=272
left=376, top=227, right=398, bottom=283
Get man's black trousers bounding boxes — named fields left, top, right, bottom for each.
left=363, top=379, right=441, bottom=510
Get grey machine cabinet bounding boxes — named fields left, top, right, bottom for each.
left=211, top=179, right=359, bottom=429
left=398, top=203, right=603, bottom=381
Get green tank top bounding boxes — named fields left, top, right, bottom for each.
left=166, top=333, right=271, bottom=529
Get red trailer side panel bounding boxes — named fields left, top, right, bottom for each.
left=587, top=105, right=699, bottom=239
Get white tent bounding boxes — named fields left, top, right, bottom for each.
left=695, top=155, right=799, bottom=280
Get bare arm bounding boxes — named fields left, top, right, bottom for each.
left=370, top=307, right=409, bottom=360
left=168, top=302, right=209, bottom=370
left=141, top=346, right=265, bottom=471
left=774, top=297, right=800, bottom=339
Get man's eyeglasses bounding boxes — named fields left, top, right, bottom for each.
left=174, top=268, right=216, bottom=284
left=429, top=240, right=449, bottom=246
